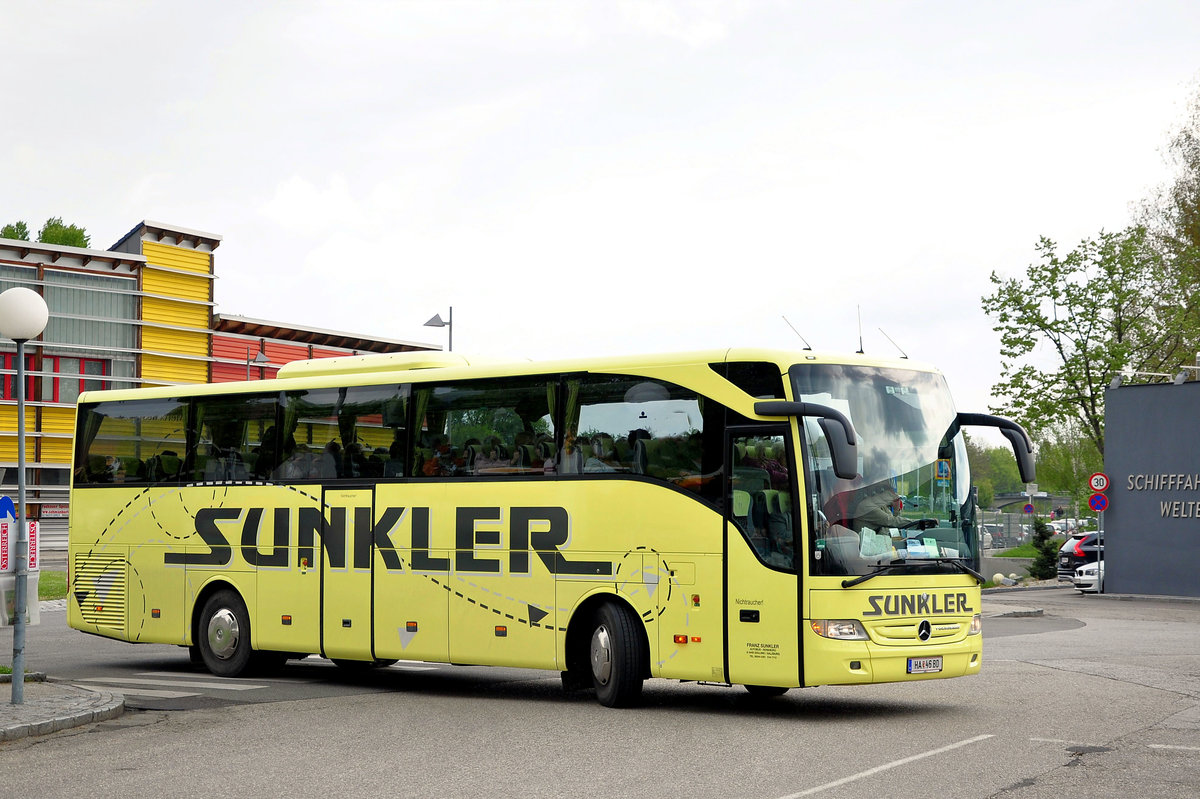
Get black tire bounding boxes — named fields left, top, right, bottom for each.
left=198, top=589, right=253, bottom=678
left=588, top=601, right=646, bottom=708
left=744, top=684, right=789, bottom=698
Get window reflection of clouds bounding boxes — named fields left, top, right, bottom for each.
left=792, top=365, right=955, bottom=483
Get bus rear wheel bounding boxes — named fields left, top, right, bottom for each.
left=198, top=589, right=253, bottom=678
left=588, top=602, right=645, bottom=708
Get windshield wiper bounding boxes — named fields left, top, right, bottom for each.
left=840, top=557, right=985, bottom=588
left=841, top=561, right=907, bottom=587
left=925, top=557, right=986, bottom=584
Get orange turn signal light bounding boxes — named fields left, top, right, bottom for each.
left=673, top=634, right=688, bottom=644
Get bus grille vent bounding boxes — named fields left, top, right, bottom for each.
left=74, top=555, right=128, bottom=631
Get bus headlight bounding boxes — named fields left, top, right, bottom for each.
left=968, top=614, right=982, bottom=635
left=810, top=619, right=869, bottom=640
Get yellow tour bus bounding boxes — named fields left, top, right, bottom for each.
left=68, top=348, right=1033, bottom=707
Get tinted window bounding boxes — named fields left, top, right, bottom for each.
left=413, top=376, right=555, bottom=478
left=717, top=361, right=786, bottom=399
left=282, top=385, right=408, bottom=480
left=730, top=431, right=795, bottom=570
left=192, top=394, right=279, bottom=481
left=75, top=397, right=189, bottom=485
left=568, top=374, right=721, bottom=499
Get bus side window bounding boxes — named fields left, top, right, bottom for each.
left=413, top=376, right=556, bottom=479
left=571, top=373, right=721, bottom=499
left=280, top=384, right=406, bottom=481
left=74, top=397, right=190, bottom=487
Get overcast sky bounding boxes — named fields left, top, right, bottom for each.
left=4, top=1, right=1199, bottom=428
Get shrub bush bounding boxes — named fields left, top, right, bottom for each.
left=1027, top=518, right=1059, bottom=579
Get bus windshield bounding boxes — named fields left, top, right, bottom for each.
left=790, top=363, right=977, bottom=577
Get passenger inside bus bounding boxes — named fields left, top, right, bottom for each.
left=850, top=481, right=909, bottom=533
left=201, top=419, right=249, bottom=481
left=584, top=434, right=618, bottom=472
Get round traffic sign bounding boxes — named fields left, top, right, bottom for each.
left=1089, top=492, right=1108, bottom=512
left=1089, top=472, right=1110, bottom=492
left=1023, top=503, right=1034, bottom=514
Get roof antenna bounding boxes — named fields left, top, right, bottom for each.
left=878, top=327, right=909, bottom=359
left=781, top=316, right=812, bottom=350
left=856, top=306, right=864, bottom=354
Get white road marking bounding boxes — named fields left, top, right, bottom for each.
left=1148, top=744, right=1200, bottom=751
left=76, top=686, right=198, bottom=699
left=78, top=677, right=268, bottom=691
left=140, top=671, right=304, bottom=683
left=776, top=734, right=995, bottom=798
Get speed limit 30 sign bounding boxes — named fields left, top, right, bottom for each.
left=1089, top=472, right=1110, bottom=493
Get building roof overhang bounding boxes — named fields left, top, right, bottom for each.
left=214, top=314, right=437, bottom=354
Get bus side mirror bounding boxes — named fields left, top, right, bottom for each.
left=754, top=400, right=859, bottom=481
left=957, top=412, right=1036, bottom=484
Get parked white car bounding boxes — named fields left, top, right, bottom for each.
left=1073, top=561, right=1104, bottom=593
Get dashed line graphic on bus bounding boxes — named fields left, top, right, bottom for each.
left=74, top=482, right=680, bottom=642
left=614, top=547, right=673, bottom=619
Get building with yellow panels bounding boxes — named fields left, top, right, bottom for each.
left=0, top=220, right=433, bottom=549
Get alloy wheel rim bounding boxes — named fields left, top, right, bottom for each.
left=207, top=608, right=240, bottom=660
left=590, top=624, right=612, bottom=685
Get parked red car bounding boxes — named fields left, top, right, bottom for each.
left=1058, top=532, right=1102, bottom=581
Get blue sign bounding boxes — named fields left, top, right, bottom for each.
left=1089, top=492, right=1108, bottom=512
left=1023, top=503, right=1034, bottom=514
left=0, top=495, right=13, bottom=519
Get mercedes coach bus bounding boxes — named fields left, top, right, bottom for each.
left=68, top=349, right=1033, bottom=707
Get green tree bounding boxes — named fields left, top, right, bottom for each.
left=1, top=221, right=31, bottom=240
left=1141, top=80, right=1200, bottom=252
left=1033, top=421, right=1103, bottom=501
left=964, top=434, right=1022, bottom=509
left=36, top=217, right=90, bottom=248
left=1027, top=517, right=1059, bottom=580
left=982, top=226, right=1200, bottom=459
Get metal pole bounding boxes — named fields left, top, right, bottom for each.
left=447, top=306, right=453, bottom=352
left=11, top=338, right=28, bottom=704
left=245, top=347, right=251, bottom=380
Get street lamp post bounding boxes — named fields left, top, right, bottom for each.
left=0, top=287, right=49, bottom=705
left=424, top=307, right=453, bottom=352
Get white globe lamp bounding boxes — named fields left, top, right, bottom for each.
left=0, top=286, right=49, bottom=705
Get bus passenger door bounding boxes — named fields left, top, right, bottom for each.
left=321, top=488, right=375, bottom=661
left=725, top=430, right=802, bottom=688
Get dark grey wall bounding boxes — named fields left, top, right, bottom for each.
left=1105, top=382, right=1200, bottom=596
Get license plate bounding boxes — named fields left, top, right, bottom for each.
left=907, top=656, right=942, bottom=674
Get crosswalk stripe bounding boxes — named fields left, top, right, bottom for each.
left=77, top=677, right=268, bottom=691
left=77, top=685, right=198, bottom=699
left=140, top=671, right=295, bottom=684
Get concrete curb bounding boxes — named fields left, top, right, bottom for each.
left=0, top=671, right=48, bottom=683
left=1, top=680, right=125, bottom=743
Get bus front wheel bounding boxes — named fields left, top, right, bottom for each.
left=198, top=589, right=253, bottom=678
left=588, top=602, right=645, bottom=708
